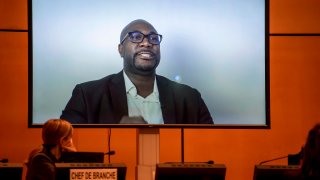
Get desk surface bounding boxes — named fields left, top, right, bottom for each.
left=56, top=162, right=126, bottom=168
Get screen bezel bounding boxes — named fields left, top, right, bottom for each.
left=28, top=0, right=270, bottom=129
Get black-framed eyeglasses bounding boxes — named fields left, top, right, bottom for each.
left=120, top=31, right=162, bottom=45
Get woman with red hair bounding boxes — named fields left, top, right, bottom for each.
left=25, top=119, right=76, bottom=180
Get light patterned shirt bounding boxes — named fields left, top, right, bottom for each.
left=123, top=71, right=164, bottom=124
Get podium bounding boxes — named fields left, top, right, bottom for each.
left=253, top=165, right=300, bottom=180
left=155, top=163, right=226, bottom=180
left=0, top=163, right=23, bottom=179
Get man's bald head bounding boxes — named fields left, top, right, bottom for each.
left=120, top=19, right=157, bottom=43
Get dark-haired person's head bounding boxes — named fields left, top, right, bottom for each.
left=118, top=19, right=162, bottom=77
left=301, top=123, right=320, bottom=179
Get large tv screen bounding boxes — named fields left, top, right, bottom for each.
left=29, top=0, right=269, bottom=128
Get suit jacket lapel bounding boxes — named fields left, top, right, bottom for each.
left=157, top=75, right=176, bottom=124
left=99, top=71, right=128, bottom=123
left=110, top=71, right=128, bottom=121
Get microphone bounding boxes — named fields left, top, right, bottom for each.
left=259, top=148, right=303, bottom=165
left=207, top=160, right=214, bottom=164
left=259, top=155, right=288, bottom=165
left=105, top=151, right=115, bottom=155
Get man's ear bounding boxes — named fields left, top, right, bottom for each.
left=118, top=44, right=124, bottom=57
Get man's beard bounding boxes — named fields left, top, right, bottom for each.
left=133, top=54, right=159, bottom=74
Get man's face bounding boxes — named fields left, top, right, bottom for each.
left=119, top=22, right=161, bottom=76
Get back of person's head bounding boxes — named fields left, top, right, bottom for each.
left=301, top=123, right=320, bottom=179
left=26, top=119, right=74, bottom=165
left=42, top=119, right=73, bottom=146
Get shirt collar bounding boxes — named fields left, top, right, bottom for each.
left=123, top=70, right=159, bottom=98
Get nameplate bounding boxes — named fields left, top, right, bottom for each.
left=70, top=168, right=117, bottom=180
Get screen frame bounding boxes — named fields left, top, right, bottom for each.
left=28, top=0, right=270, bottom=129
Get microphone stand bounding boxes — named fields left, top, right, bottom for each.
left=106, top=128, right=115, bottom=163
left=181, top=128, right=184, bottom=163
left=179, top=128, right=214, bottom=165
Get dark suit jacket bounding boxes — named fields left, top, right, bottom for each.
left=60, top=71, right=213, bottom=124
